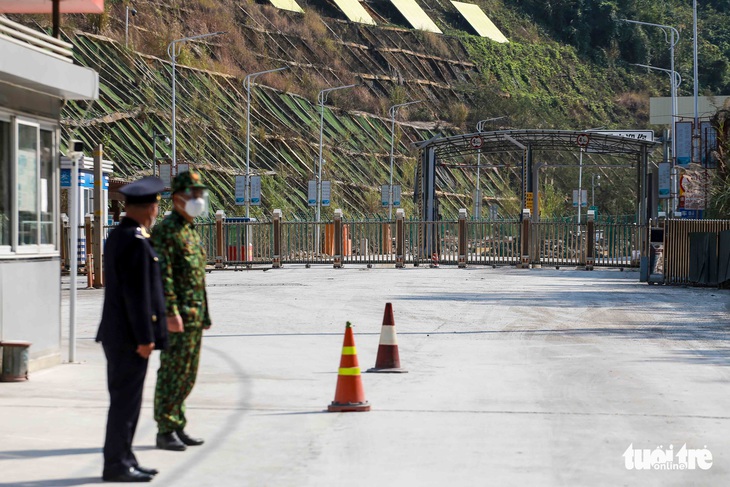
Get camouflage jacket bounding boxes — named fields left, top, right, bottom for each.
left=150, top=210, right=211, bottom=329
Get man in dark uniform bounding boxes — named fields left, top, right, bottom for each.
left=96, top=176, right=168, bottom=482
left=152, top=169, right=212, bottom=451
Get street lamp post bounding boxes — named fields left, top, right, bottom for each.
left=620, top=19, right=680, bottom=212
left=244, top=66, right=288, bottom=219
left=388, top=100, right=423, bottom=219
left=632, top=63, right=683, bottom=213
left=475, top=116, right=506, bottom=219
left=168, top=31, right=225, bottom=174
left=619, top=20, right=679, bottom=132
left=316, top=84, right=357, bottom=225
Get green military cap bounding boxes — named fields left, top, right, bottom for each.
left=172, top=168, right=207, bottom=194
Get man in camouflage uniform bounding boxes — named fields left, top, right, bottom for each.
left=151, top=169, right=212, bottom=452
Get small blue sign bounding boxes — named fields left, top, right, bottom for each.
left=60, top=169, right=109, bottom=189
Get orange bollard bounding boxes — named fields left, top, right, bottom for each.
left=367, top=303, right=407, bottom=373
left=430, top=252, right=439, bottom=268
left=328, top=322, right=371, bottom=412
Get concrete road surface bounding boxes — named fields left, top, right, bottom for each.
left=1, top=266, right=729, bottom=486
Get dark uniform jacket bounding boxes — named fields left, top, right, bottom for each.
left=96, top=217, right=168, bottom=350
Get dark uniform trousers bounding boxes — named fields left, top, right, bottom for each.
left=102, top=346, right=148, bottom=477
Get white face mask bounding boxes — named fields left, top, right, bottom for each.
left=184, top=197, right=206, bottom=218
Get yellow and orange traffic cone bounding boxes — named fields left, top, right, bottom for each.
left=328, top=322, right=371, bottom=412
left=367, top=303, right=407, bottom=373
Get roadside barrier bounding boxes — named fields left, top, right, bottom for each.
left=68, top=209, right=668, bottom=275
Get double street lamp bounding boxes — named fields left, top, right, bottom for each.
left=388, top=100, right=423, bottom=219
left=619, top=19, right=679, bottom=134
left=244, top=66, right=288, bottom=218
left=632, top=63, right=682, bottom=213
left=168, top=31, right=226, bottom=173
left=316, top=83, right=357, bottom=224
left=620, top=19, right=681, bottom=202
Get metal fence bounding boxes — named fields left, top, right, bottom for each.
left=222, top=220, right=273, bottom=266
left=64, top=212, right=660, bottom=274
left=280, top=221, right=332, bottom=265
left=531, top=221, right=586, bottom=267
left=594, top=222, right=642, bottom=268
left=464, top=220, right=521, bottom=266
left=663, top=219, right=730, bottom=284
left=343, top=220, right=396, bottom=265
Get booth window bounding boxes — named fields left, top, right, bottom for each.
left=17, top=122, right=39, bottom=246
left=40, top=129, right=55, bottom=245
left=0, top=116, right=58, bottom=255
left=0, top=121, right=9, bottom=248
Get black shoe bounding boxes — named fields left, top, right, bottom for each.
left=176, top=429, right=204, bottom=446
left=103, top=467, right=153, bottom=482
left=134, top=466, right=159, bottom=476
left=156, top=432, right=187, bottom=451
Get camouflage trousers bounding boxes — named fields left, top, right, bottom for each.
left=154, top=327, right=203, bottom=434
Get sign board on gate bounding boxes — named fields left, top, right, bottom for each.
left=321, top=181, right=331, bottom=206
left=381, top=184, right=389, bottom=207
left=576, top=134, right=590, bottom=147
left=250, top=176, right=261, bottom=205
left=525, top=191, right=534, bottom=213
left=469, top=135, right=483, bottom=149
left=393, top=185, right=401, bottom=207
left=591, top=130, right=654, bottom=142
left=308, top=180, right=316, bottom=206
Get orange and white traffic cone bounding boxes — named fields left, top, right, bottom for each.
left=367, top=303, right=407, bottom=373
left=430, top=252, right=439, bottom=268
left=328, top=322, right=371, bottom=412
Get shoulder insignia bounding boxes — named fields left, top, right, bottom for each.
left=135, top=227, right=151, bottom=239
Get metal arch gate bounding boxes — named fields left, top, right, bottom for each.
left=415, top=129, right=659, bottom=261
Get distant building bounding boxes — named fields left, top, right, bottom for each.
left=0, top=15, right=99, bottom=370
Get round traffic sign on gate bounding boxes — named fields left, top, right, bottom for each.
left=470, top=135, right=483, bottom=149
left=576, top=133, right=590, bottom=147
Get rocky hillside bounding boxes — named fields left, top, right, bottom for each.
left=14, top=0, right=729, bottom=218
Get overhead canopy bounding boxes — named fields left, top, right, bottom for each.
left=417, top=129, right=660, bottom=160
left=0, top=0, right=104, bottom=13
